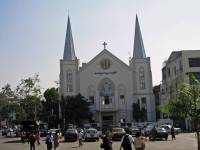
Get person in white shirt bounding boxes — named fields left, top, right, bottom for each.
left=78, top=131, right=83, bottom=147
left=134, top=132, right=147, bottom=150
left=120, top=132, right=134, bottom=150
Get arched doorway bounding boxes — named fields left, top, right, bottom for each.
left=98, top=78, right=116, bottom=126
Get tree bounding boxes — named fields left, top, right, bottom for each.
left=42, top=87, right=59, bottom=128
left=15, top=73, right=42, bottom=120
left=161, top=75, right=200, bottom=150
left=132, top=102, right=147, bottom=122
left=132, top=103, right=140, bottom=122
left=60, top=94, right=91, bottom=127
left=0, top=84, right=26, bottom=123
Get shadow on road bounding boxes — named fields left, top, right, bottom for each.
left=3, top=139, right=21, bottom=144
left=72, top=146, right=79, bottom=148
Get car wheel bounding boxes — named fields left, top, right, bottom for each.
left=165, top=137, right=168, bottom=140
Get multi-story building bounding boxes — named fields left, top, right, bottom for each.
left=153, top=85, right=161, bottom=121
left=60, top=15, right=156, bottom=127
left=160, top=50, right=200, bottom=129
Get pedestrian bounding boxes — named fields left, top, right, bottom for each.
left=29, top=132, right=36, bottom=150
left=100, top=133, right=112, bottom=150
left=171, top=126, right=176, bottom=140
left=119, top=131, right=134, bottom=150
left=134, top=132, right=147, bottom=150
left=53, top=132, right=59, bottom=150
left=150, top=126, right=157, bottom=141
left=46, top=132, right=53, bottom=150
left=78, top=131, right=83, bottom=147
left=35, top=130, right=40, bottom=145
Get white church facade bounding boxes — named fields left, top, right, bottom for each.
left=60, top=15, right=156, bottom=127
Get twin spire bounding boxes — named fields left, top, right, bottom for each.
left=63, top=15, right=146, bottom=60
left=63, top=16, right=76, bottom=60
left=133, top=15, right=146, bottom=58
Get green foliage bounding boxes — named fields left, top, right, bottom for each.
left=132, top=103, right=140, bottom=122
left=0, top=73, right=42, bottom=122
left=132, top=102, right=147, bottom=122
left=16, top=73, right=42, bottom=120
left=161, top=74, right=200, bottom=129
left=61, top=94, right=91, bottom=126
left=42, top=87, right=59, bottom=128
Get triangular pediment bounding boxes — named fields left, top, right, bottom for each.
left=79, top=49, right=130, bottom=72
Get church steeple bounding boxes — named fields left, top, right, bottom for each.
left=63, top=16, right=76, bottom=60
left=133, top=15, right=146, bottom=58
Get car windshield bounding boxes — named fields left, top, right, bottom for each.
left=131, top=126, right=139, bottom=130
left=157, top=127, right=165, bottom=132
left=87, top=130, right=97, bottom=134
left=67, top=129, right=77, bottom=133
left=161, top=125, right=170, bottom=129
left=112, top=128, right=124, bottom=132
left=50, top=129, right=59, bottom=133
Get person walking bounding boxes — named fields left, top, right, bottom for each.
left=35, top=130, right=40, bottom=145
left=46, top=132, right=53, bottom=150
left=78, top=131, right=83, bottom=147
left=53, top=132, right=59, bottom=150
left=171, top=126, right=176, bottom=140
left=100, top=133, right=112, bottom=150
left=134, top=132, right=147, bottom=150
left=119, top=131, right=134, bottom=150
left=29, top=133, right=36, bottom=150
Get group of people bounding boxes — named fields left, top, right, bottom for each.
left=28, top=131, right=60, bottom=150
left=100, top=131, right=147, bottom=150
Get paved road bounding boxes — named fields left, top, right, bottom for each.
left=0, top=133, right=197, bottom=150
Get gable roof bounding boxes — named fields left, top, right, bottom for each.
left=79, top=49, right=131, bottom=72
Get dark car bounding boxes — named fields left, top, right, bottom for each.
left=111, top=128, right=126, bottom=141
left=64, top=128, right=78, bottom=142
left=125, top=126, right=140, bottom=137
left=1, top=126, right=8, bottom=136
left=149, top=127, right=168, bottom=141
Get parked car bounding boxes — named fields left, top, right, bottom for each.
left=39, top=122, right=48, bottom=137
left=160, top=125, right=181, bottom=134
left=49, top=129, right=62, bottom=138
left=64, top=128, right=78, bottom=142
left=125, top=126, right=140, bottom=136
left=142, top=124, right=154, bottom=137
left=149, top=127, right=168, bottom=141
left=14, top=127, right=21, bottom=137
left=111, top=127, right=126, bottom=141
left=85, top=128, right=99, bottom=141
left=6, top=128, right=15, bottom=137
left=20, top=120, right=38, bottom=142
left=1, top=126, right=8, bottom=136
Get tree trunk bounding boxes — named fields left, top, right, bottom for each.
left=196, top=131, right=200, bottom=150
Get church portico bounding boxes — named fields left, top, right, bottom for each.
left=96, top=110, right=118, bottom=127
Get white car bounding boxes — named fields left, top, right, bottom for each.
left=49, top=129, right=62, bottom=138
left=160, top=125, right=181, bottom=134
left=84, top=128, right=99, bottom=141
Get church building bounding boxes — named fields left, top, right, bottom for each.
left=60, top=15, right=156, bottom=126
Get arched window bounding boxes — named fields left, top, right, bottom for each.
left=139, top=67, right=145, bottom=89
left=98, top=78, right=114, bottom=105
left=66, top=70, right=72, bottom=82
left=66, top=70, right=73, bottom=92
left=87, top=85, right=95, bottom=105
left=118, top=84, right=126, bottom=105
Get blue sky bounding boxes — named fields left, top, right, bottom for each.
left=1, top=0, right=200, bottom=90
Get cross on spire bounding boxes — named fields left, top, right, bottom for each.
left=102, top=42, right=107, bottom=50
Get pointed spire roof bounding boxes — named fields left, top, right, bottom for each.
left=133, top=15, right=146, bottom=58
left=63, top=16, right=76, bottom=60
